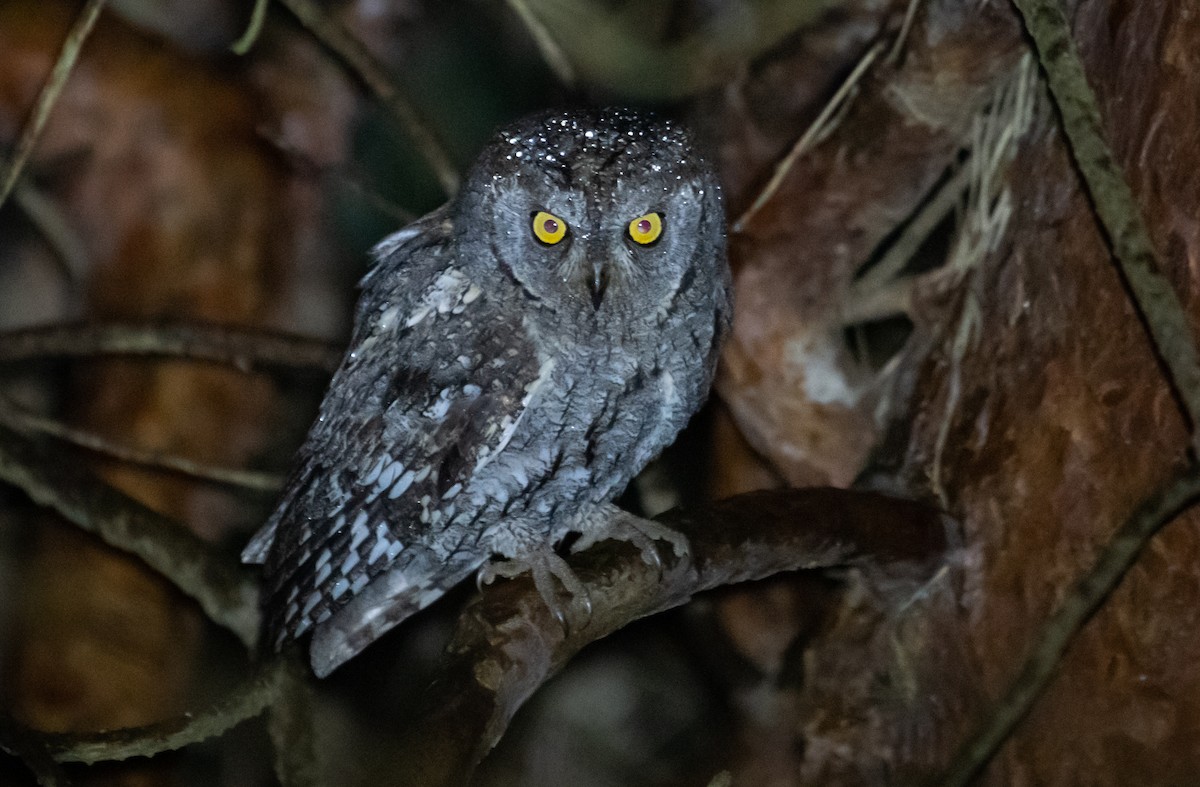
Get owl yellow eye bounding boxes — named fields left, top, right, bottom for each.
left=628, top=212, right=663, bottom=245
left=532, top=211, right=568, bottom=245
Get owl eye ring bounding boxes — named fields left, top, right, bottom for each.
left=532, top=211, right=569, bottom=245
left=628, top=212, right=663, bottom=245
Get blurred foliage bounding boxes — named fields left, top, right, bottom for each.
left=509, top=0, right=836, bottom=98
left=337, top=1, right=565, bottom=255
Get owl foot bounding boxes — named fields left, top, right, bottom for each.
left=569, top=505, right=690, bottom=576
left=477, top=549, right=592, bottom=630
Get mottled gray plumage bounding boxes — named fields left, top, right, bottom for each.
left=243, top=108, right=731, bottom=676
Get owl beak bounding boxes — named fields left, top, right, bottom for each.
left=588, top=261, right=609, bottom=310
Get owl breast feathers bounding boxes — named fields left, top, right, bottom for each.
left=243, top=107, right=732, bottom=676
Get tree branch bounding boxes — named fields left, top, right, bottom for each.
left=42, top=658, right=285, bottom=765
left=277, top=0, right=460, bottom=197
left=0, top=424, right=259, bottom=646
left=0, top=322, right=340, bottom=374
left=389, top=488, right=947, bottom=786
left=504, top=0, right=577, bottom=85
left=0, top=0, right=108, bottom=210
left=733, top=41, right=884, bottom=233
left=0, top=394, right=283, bottom=492
left=230, top=0, right=271, bottom=55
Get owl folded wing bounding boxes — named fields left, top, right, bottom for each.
left=244, top=237, right=547, bottom=674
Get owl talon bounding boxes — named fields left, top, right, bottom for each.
left=643, top=543, right=664, bottom=580
left=570, top=509, right=689, bottom=578
left=476, top=550, right=592, bottom=631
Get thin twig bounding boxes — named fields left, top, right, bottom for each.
left=277, top=0, right=459, bottom=197
left=1012, top=0, right=1200, bottom=446
left=887, top=0, right=925, bottom=64
left=848, top=163, right=971, bottom=305
left=0, top=394, right=284, bottom=492
left=733, top=41, right=884, bottom=233
left=0, top=322, right=340, bottom=374
left=335, top=167, right=417, bottom=225
left=0, top=424, right=260, bottom=646
left=263, top=133, right=418, bottom=224
left=0, top=0, right=108, bottom=210
left=939, top=465, right=1200, bottom=786
left=505, top=0, right=577, bottom=85
left=840, top=274, right=917, bottom=326
left=42, top=658, right=286, bottom=764
left=13, top=180, right=89, bottom=285
left=231, top=0, right=272, bottom=55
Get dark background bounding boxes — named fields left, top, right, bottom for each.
left=1, top=1, right=1198, bottom=785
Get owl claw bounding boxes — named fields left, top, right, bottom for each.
left=643, top=543, right=664, bottom=579
left=476, top=550, right=592, bottom=631
left=570, top=508, right=689, bottom=579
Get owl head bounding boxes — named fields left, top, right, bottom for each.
left=454, top=108, right=724, bottom=320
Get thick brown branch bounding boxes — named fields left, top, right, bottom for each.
left=0, top=424, right=259, bottom=646
left=0, top=322, right=340, bottom=374
left=391, top=488, right=947, bottom=786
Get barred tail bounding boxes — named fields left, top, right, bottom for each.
left=307, top=552, right=484, bottom=677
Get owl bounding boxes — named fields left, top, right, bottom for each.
left=243, top=107, right=731, bottom=676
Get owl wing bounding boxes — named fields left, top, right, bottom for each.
left=244, top=209, right=544, bottom=675
left=240, top=206, right=454, bottom=568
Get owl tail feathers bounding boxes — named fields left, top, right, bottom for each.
left=307, top=554, right=484, bottom=677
